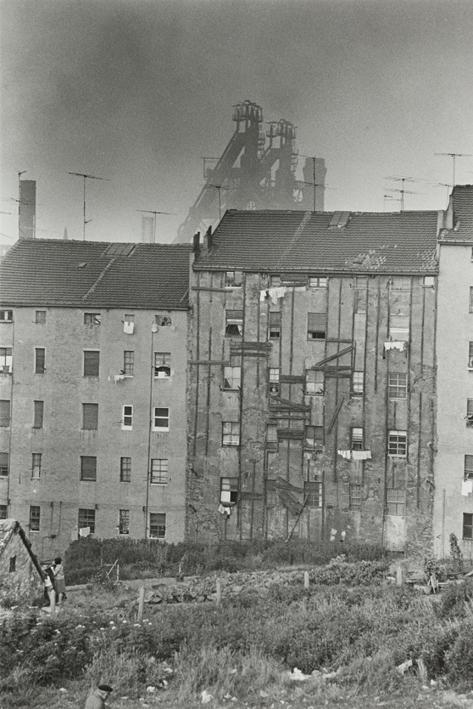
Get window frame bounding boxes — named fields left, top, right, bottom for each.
left=467, top=399, right=473, bottom=427
left=80, top=455, right=97, bottom=482
left=31, top=453, right=42, bottom=479
left=0, top=399, right=10, bottom=427
left=304, top=480, right=323, bottom=507
left=120, top=456, right=131, bottom=482
left=121, top=404, right=133, bottom=430
left=83, top=350, right=100, bottom=377
left=352, top=371, right=364, bottom=395
left=149, top=512, right=166, bottom=539
left=123, top=350, right=134, bottom=376
left=29, top=505, right=40, bottom=532
left=0, top=504, right=7, bottom=519
left=0, top=310, right=13, bottom=322
left=223, top=365, right=241, bottom=390
left=222, top=421, right=240, bottom=446
left=82, top=403, right=98, bottom=431
left=388, top=372, right=408, bottom=399
left=34, top=347, right=45, bottom=374
left=154, top=352, right=171, bottom=378
left=307, top=312, right=326, bottom=341
left=33, top=400, right=44, bottom=429
left=118, top=509, right=130, bottom=535
left=35, top=310, right=46, bottom=324
left=308, top=276, right=327, bottom=289
left=153, top=407, right=169, bottom=431
left=268, top=311, right=281, bottom=339
left=0, top=452, right=8, bottom=477
left=225, top=310, right=243, bottom=338
left=306, top=369, right=324, bottom=396
left=225, top=270, right=242, bottom=287
left=351, top=427, right=364, bottom=451
left=388, top=430, right=407, bottom=457
left=464, top=455, right=473, bottom=480
left=389, top=315, right=409, bottom=341
left=0, top=347, right=12, bottom=372
left=220, top=477, right=238, bottom=505
left=78, top=508, right=95, bottom=534
left=83, top=312, right=102, bottom=326
left=150, top=458, right=169, bottom=485
left=463, top=513, right=473, bottom=540
left=470, top=287, right=473, bottom=314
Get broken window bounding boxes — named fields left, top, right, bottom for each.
left=120, top=456, right=131, bottom=482
left=352, top=371, right=364, bottom=395
left=119, top=509, right=130, bottom=535
left=305, top=425, right=324, bottom=447
left=0, top=347, right=12, bottom=373
left=388, top=430, right=407, bottom=457
left=78, top=508, right=95, bottom=533
left=0, top=452, right=8, bottom=477
left=464, top=455, right=473, bottom=480
left=35, top=347, right=45, bottom=374
left=149, top=512, right=166, bottom=538
left=150, top=458, right=168, bottom=485
left=225, top=310, right=243, bottom=337
left=0, top=310, right=12, bottom=322
left=222, top=421, right=240, bottom=446
left=304, top=481, right=322, bottom=507
left=153, top=407, right=169, bottom=431
left=268, top=368, right=280, bottom=396
left=29, top=505, right=40, bottom=531
left=35, top=310, right=46, bottom=324
left=122, top=405, right=133, bottom=430
left=123, top=350, right=134, bottom=376
left=33, top=400, right=44, bottom=429
left=388, top=372, right=407, bottom=399
left=83, top=350, right=99, bottom=377
left=463, top=513, right=473, bottom=540
left=307, top=313, right=326, bottom=340
left=82, top=403, right=98, bottom=430
left=268, top=311, right=281, bottom=339
left=223, top=365, right=241, bottom=389
left=80, top=456, right=97, bottom=482
left=154, top=352, right=171, bottom=378
left=306, top=370, right=324, bottom=395
left=309, top=276, right=327, bottom=288
left=351, top=427, right=364, bottom=451
left=469, top=342, right=473, bottom=369
left=31, top=453, right=42, bottom=479
left=467, top=399, right=473, bottom=427
left=155, top=314, right=172, bottom=327
left=225, top=270, right=242, bottom=287
left=0, top=399, right=10, bottom=427
left=220, top=477, right=238, bottom=504
left=84, top=312, right=101, bottom=326
left=389, top=315, right=409, bottom=341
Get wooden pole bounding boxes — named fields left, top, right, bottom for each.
left=137, top=586, right=145, bottom=621
left=216, top=578, right=221, bottom=606
left=304, top=571, right=310, bottom=590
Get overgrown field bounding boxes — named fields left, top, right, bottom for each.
left=1, top=557, right=473, bottom=708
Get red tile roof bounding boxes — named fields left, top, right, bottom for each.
left=0, top=239, right=191, bottom=309
left=195, top=209, right=440, bottom=274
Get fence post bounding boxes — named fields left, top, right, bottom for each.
left=137, top=586, right=145, bottom=621
left=396, top=564, right=404, bottom=587
left=304, top=571, right=310, bottom=590
left=216, top=578, right=221, bottom=607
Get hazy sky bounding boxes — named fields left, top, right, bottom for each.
left=1, top=0, right=473, bottom=244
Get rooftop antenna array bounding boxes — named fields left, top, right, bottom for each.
left=68, top=172, right=109, bottom=240
left=136, top=209, right=175, bottom=243
left=434, top=153, right=473, bottom=187
left=384, top=176, right=420, bottom=212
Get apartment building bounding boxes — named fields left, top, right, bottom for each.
left=187, top=209, right=440, bottom=554
left=434, top=185, right=473, bottom=560
left=0, top=238, right=191, bottom=558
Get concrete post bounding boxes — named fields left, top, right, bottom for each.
left=137, top=586, right=145, bottom=621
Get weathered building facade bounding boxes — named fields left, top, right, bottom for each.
left=0, top=239, right=191, bottom=557
left=434, top=185, right=473, bottom=560
left=187, top=210, right=440, bottom=554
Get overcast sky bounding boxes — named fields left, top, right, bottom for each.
left=1, top=0, right=473, bottom=244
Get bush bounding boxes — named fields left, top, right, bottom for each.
left=436, top=579, right=473, bottom=619
left=445, top=620, right=473, bottom=689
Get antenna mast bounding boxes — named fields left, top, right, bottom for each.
left=136, top=209, right=174, bottom=243
left=434, top=152, right=473, bottom=187
left=68, top=172, right=109, bottom=240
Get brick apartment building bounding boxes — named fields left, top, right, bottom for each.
left=188, top=209, right=441, bottom=554
left=0, top=238, right=191, bottom=558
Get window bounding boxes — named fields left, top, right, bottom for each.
left=305, top=425, right=324, bottom=447
left=307, top=313, right=326, bottom=340
left=9, top=556, right=16, bottom=572
left=83, top=350, right=99, bottom=377
left=150, top=458, right=168, bottom=485
left=120, top=457, right=131, bottom=482
left=0, top=310, right=13, bottom=322
left=154, top=352, right=171, bottom=378
left=352, top=371, right=364, bottom=395
left=33, top=400, right=44, bottom=429
left=0, top=400, right=10, bottom=427
left=153, top=407, right=169, bottom=431
left=469, top=342, right=473, bottom=369
left=463, top=513, right=473, bottom=540
left=84, top=312, right=101, bottom=326
left=35, top=310, right=46, bottom=324
left=467, top=399, right=473, bottom=427
left=350, top=484, right=362, bottom=509
left=309, top=276, right=327, bottom=288
left=270, top=275, right=281, bottom=286
left=78, top=508, right=95, bottom=534
left=390, top=277, right=411, bottom=290
left=225, top=270, right=242, bottom=287
left=225, top=310, right=243, bottom=337
left=388, top=430, right=407, bottom=457
left=0, top=347, right=12, bottom=373
left=122, top=405, right=133, bottom=430
left=123, top=313, right=135, bottom=334
left=268, top=311, right=281, bottom=339
left=119, top=509, right=130, bottom=535
left=82, top=403, right=98, bottom=430
left=351, top=427, right=364, bottom=451
left=306, top=370, right=324, bottom=395
left=470, top=288, right=473, bottom=314
left=223, top=366, right=241, bottom=389
left=354, top=277, right=367, bottom=313
left=389, top=316, right=409, bottom=341
left=0, top=452, right=8, bottom=477
left=149, top=512, right=166, bottom=538
left=80, top=456, right=97, bottom=481
left=220, top=477, right=238, bottom=504
left=268, top=367, right=280, bottom=396
left=464, top=455, right=473, bottom=480
left=29, top=505, right=40, bottom=531
left=0, top=505, right=7, bottom=519
left=304, top=481, right=322, bottom=507
left=423, top=276, right=435, bottom=287
left=35, top=347, right=45, bottom=374
left=388, top=373, right=407, bottom=399
left=155, top=314, right=172, bottom=327
left=31, top=453, right=42, bottom=479
left=386, top=489, right=406, bottom=516
left=123, top=351, right=134, bottom=376
left=267, top=424, right=278, bottom=442
left=222, top=421, right=240, bottom=446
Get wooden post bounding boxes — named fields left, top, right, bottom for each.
left=396, top=564, right=404, bottom=587
left=137, top=586, right=145, bottom=621
left=304, top=571, right=310, bottom=590
left=216, top=578, right=221, bottom=606
left=48, top=588, right=56, bottom=615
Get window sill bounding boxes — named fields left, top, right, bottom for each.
left=387, top=454, right=407, bottom=458
left=150, top=481, right=168, bottom=486
left=121, top=427, right=133, bottom=431
left=152, top=428, right=169, bottom=433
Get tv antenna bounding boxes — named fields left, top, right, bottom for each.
left=68, top=172, right=109, bottom=240
left=208, top=184, right=233, bottom=220
left=434, top=153, right=473, bottom=186
left=136, top=209, right=175, bottom=244
left=432, top=182, right=452, bottom=201
left=383, top=193, right=400, bottom=211
left=385, top=177, right=421, bottom=212
left=298, top=155, right=330, bottom=211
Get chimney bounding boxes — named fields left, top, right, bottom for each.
left=19, top=180, right=36, bottom=239
left=63, top=227, right=69, bottom=240
left=192, top=231, right=201, bottom=255
left=142, top=215, right=155, bottom=243
left=204, top=225, right=213, bottom=251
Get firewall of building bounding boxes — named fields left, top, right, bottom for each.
left=187, top=212, right=439, bottom=553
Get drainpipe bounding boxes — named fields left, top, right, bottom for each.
left=144, top=322, right=156, bottom=538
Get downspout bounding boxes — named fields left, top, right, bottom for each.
left=144, top=321, right=155, bottom=538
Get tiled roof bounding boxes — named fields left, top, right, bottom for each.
left=194, top=209, right=440, bottom=273
left=0, top=239, right=191, bottom=309
left=448, top=185, right=473, bottom=240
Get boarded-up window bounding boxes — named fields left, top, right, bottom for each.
left=78, top=508, right=95, bottom=533
left=35, top=348, right=45, bottom=374
left=0, top=452, right=8, bottom=477
left=0, top=400, right=10, bottom=427
left=225, top=310, right=243, bottom=337
left=463, top=513, right=473, bottom=540
left=82, top=403, right=98, bottom=430
left=33, top=400, right=44, bottom=428
left=120, top=457, right=131, bottom=482
left=80, top=456, right=97, bottom=481
left=220, top=477, right=238, bottom=504
left=268, top=311, right=281, bottom=339
left=119, top=509, right=130, bottom=535
left=149, top=512, right=166, bottom=538
left=223, top=366, right=241, bottom=389
left=29, top=505, right=40, bottom=531
left=307, top=313, right=326, bottom=340
left=83, top=350, right=99, bottom=377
